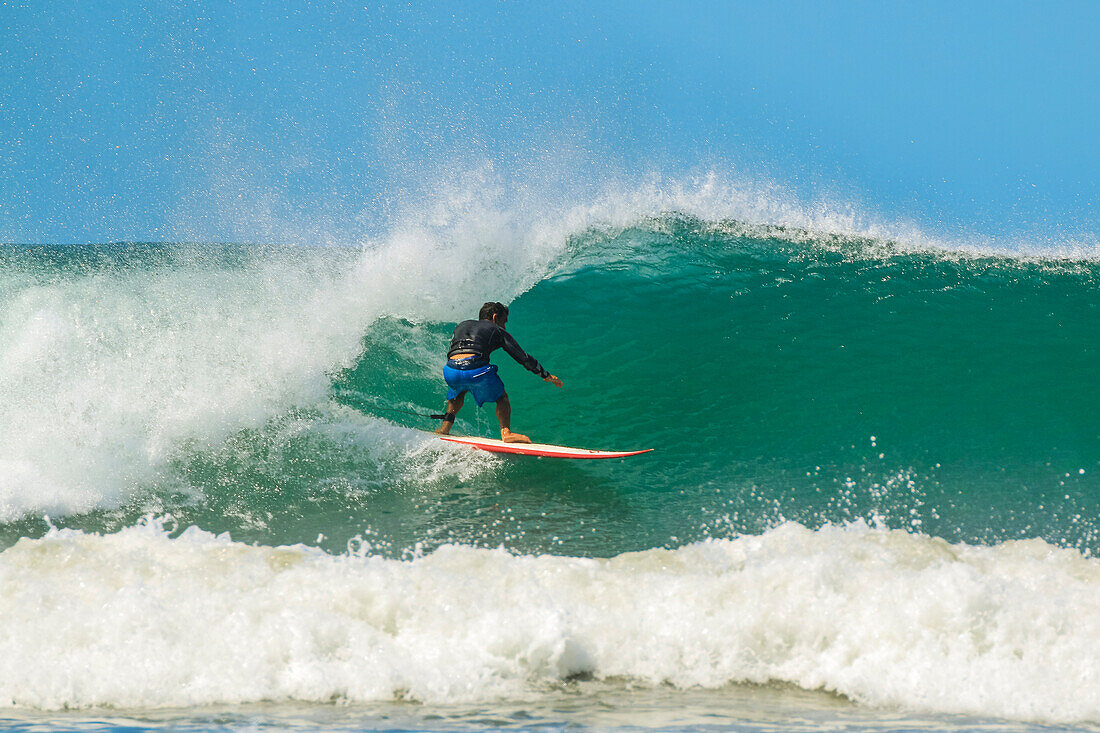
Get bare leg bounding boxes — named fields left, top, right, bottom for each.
left=434, top=393, right=464, bottom=434
left=496, top=393, right=531, bottom=443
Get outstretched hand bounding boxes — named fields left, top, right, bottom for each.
left=545, top=374, right=564, bottom=388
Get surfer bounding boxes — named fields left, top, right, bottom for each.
left=435, top=302, right=563, bottom=443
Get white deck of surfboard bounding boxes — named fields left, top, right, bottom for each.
left=438, top=434, right=652, bottom=459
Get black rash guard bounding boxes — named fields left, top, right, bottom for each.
left=447, top=319, right=550, bottom=379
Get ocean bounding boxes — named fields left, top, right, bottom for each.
left=0, top=190, right=1097, bottom=731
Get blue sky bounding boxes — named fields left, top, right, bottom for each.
left=1, top=1, right=1097, bottom=244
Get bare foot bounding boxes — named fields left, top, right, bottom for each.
left=501, top=429, right=532, bottom=444
left=434, top=425, right=452, bottom=435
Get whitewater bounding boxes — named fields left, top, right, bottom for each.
left=1, top=518, right=1097, bottom=722
left=1, top=176, right=1098, bottom=730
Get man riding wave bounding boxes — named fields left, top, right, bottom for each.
left=435, top=302, right=563, bottom=443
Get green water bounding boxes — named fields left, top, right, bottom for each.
left=6, top=219, right=1095, bottom=556
left=339, top=220, right=1099, bottom=555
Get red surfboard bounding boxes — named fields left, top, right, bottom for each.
left=439, top=434, right=653, bottom=459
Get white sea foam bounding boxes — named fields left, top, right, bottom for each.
left=0, top=254, right=355, bottom=518
left=0, top=519, right=1095, bottom=721
left=0, top=179, right=558, bottom=518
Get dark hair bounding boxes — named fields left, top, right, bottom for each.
left=479, top=302, right=509, bottom=321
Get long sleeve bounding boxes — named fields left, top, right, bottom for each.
left=500, top=329, right=550, bottom=378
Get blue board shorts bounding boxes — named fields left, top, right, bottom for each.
left=443, top=358, right=506, bottom=406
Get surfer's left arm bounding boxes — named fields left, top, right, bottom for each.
left=500, top=330, right=562, bottom=386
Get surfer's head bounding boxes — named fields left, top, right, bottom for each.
left=479, top=301, right=509, bottom=327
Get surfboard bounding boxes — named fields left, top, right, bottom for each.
left=438, top=434, right=653, bottom=459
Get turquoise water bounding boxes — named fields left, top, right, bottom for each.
left=0, top=213, right=1097, bottom=729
